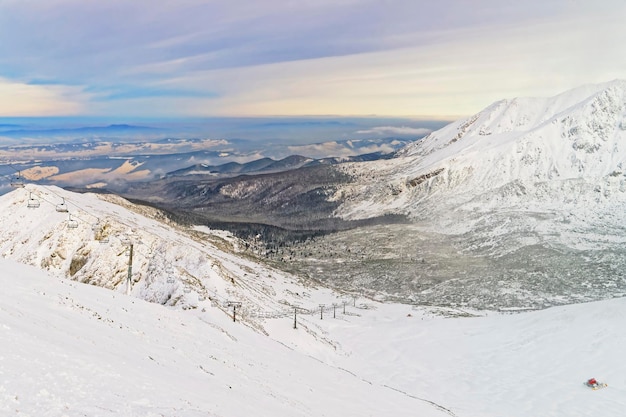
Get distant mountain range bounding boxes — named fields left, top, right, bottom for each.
left=116, top=80, right=626, bottom=310
left=0, top=137, right=414, bottom=193
left=167, top=151, right=395, bottom=178
left=0, top=123, right=160, bottom=139
left=4, top=81, right=626, bottom=311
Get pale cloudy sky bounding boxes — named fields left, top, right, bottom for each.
left=0, top=0, right=625, bottom=118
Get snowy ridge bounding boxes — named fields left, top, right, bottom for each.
left=334, top=80, right=626, bottom=243
left=0, top=185, right=339, bottom=326
left=400, top=80, right=626, bottom=158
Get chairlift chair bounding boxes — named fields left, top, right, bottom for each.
left=10, top=172, right=25, bottom=188
left=67, top=214, right=78, bottom=229
left=56, top=198, right=68, bottom=213
left=27, top=193, right=40, bottom=208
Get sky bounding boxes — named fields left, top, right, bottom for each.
left=0, top=0, right=625, bottom=119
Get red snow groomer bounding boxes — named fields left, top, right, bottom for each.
left=585, top=378, right=608, bottom=390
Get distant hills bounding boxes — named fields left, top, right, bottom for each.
left=0, top=123, right=159, bottom=139
left=167, top=151, right=396, bottom=178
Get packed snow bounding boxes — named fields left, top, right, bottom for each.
left=2, top=256, right=626, bottom=416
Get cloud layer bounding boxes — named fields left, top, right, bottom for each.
left=1, top=0, right=625, bottom=117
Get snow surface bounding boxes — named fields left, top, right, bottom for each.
left=2, top=257, right=626, bottom=417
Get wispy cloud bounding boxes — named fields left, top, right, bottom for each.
left=0, top=78, right=89, bottom=116
left=356, top=126, right=432, bottom=136
left=0, top=0, right=625, bottom=117
left=287, top=141, right=398, bottom=159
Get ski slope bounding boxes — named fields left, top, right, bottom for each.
left=2, top=257, right=626, bottom=417
left=0, top=258, right=451, bottom=417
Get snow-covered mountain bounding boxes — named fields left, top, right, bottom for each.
left=278, top=81, right=626, bottom=309
left=0, top=184, right=340, bottom=327
left=335, top=80, right=626, bottom=248
left=2, top=155, right=626, bottom=416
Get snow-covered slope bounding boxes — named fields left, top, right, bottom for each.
left=0, top=185, right=337, bottom=328
left=3, top=256, right=626, bottom=417
left=0, top=257, right=452, bottom=417
left=335, top=80, right=626, bottom=245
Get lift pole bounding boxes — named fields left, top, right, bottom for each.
left=126, top=243, right=133, bottom=295
left=293, top=307, right=298, bottom=329
left=227, top=301, right=242, bottom=322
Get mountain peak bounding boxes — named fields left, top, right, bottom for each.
left=399, top=79, right=626, bottom=158
left=335, top=80, right=626, bottom=241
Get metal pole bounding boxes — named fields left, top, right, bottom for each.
left=319, top=304, right=325, bottom=320
left=293, top=307, right=297, bottom=329
left=227, top=301, right=242, bottom=322
left=126, top=243, right=133, bottom=295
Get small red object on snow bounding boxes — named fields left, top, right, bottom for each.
left=588, top=378, right=597, bottom=385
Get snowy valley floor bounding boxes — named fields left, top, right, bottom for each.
left=1, top=257, right=625, bottom=417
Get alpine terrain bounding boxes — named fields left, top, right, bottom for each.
left=1, top=187, right=625, bottom=417
left=278, top=80, right=626, bottom=309
left=2, top=81, right=626, bottom=416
